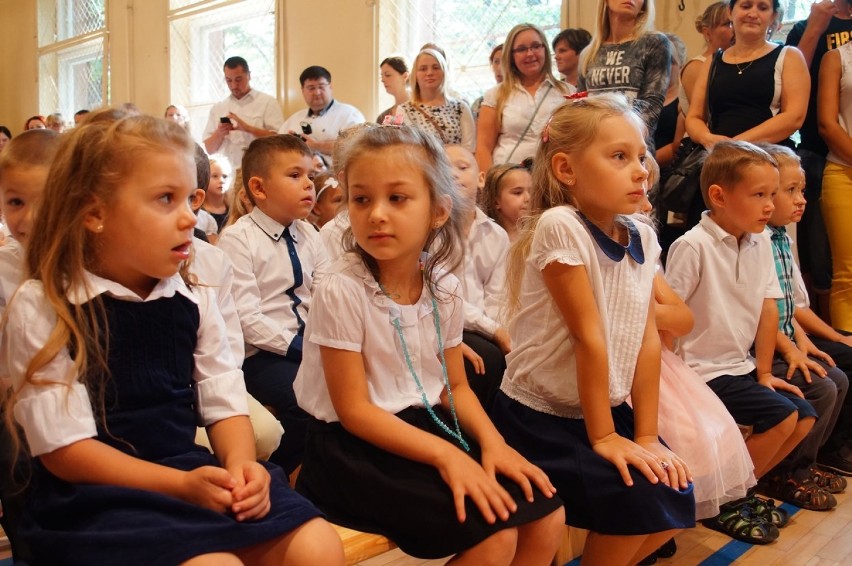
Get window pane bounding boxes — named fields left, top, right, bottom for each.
left=39, top=36, right=104, bottom=118
left=379, top=0, right=563, bottom=104
left=170, top=0, right=276, bottom=138
left=38, top=0, right=106, bottom=47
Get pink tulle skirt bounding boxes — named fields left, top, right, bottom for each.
left=657, top=350, right=757, bottom=519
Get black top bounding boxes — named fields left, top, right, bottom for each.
left=786, top=16, right=852, bottom=155
left=709, top=45, right=787, bottom=143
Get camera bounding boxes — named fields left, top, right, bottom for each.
left=300, top=121, right=312, bottom=136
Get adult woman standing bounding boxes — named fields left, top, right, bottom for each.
left=475, top=23, right=571, bottom=171
left=818, top=41, right=852, bottom=331
left=679, top=2, right=734, bottom=115
left=376, top=56, right=409, bottom=124
left=399, top=49, right=474, bottom=150
left=685, top=0, right=809, bottom=150
left=578, top=0, right=671, bottom=152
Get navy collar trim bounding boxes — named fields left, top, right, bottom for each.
left=578, top=212, right=644, bottom=264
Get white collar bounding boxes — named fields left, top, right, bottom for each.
left=67, top=271, right=198, bottom=305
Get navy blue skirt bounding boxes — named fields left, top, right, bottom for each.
left=490, top=392, right=695, bottom=535
left=296, top=407, right=564, bottom=559
left=21, top=448, right=322, bottom=566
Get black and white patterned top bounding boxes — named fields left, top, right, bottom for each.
left=400, top=98, right=475, bottom=150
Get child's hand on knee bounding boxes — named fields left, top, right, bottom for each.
left=229, top=461, right=272, bottom=521
left=635, top=438, right=692, bottom=491
left=758, top=372, right=805, bottom=398
left=437, top=447, right=516, bottom=525
left=182, top=466, right=236, bottom=513
left=480, top=442, right=557, bottom=503
left=592, top=432, right=669, bottom=488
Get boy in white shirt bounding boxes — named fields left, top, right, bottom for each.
left=218, top=134, right=328, bottom=474
left=666, top=141, right=817, bottom=532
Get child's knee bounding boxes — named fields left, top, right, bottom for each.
left=470, top=527, right=518, bottom=565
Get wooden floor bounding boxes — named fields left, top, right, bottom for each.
left=357, top=488, right=852, bottom=565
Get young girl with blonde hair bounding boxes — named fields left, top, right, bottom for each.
left=294, top=125, right=565, bottom=564
left=3, top=115, right=343, bottom=566
left=489, top=94, right=695, bottom=565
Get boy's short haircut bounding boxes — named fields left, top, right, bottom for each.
left=241, top=134, right=312, bottom=204
left=194, top=143, right=211, bottom=191
left=0, top=129, right=60, bottom=180
left=753, top=142, right=801, bottom=170
left=700, top=140, right=778, bottom=207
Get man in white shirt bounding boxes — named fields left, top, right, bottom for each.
left=203, top=56, right=284, bottom=171
left=279, top=66, right=364, bottom=166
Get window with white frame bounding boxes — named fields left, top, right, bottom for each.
left=37, top=0, right=107, bottom=125
left=378, top=0, right=563, bottom=106
left=169, top=0, right=277, bottom=139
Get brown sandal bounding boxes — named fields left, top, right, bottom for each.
left=763, top=476, right=836, bottom=511
left=810, top=465, right=847, bottom=494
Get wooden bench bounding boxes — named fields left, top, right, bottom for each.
left=331, top=524, right=396, bottom=565
left=329, top=523, right=587, bottom=566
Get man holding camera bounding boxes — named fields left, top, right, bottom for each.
left=204, top=56, right=284, bottom=169
left=279, top=66, right=365, bottom=166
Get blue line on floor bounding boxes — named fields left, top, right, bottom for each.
left=562, top=504, right=801, bottom=566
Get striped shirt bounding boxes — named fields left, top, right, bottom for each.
left=768, top=225, right=796, bottom=339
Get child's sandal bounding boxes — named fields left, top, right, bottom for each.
left=809, top=465, right=847, bottom=494
left=771, top=478, right=837, bottom=511
left=745, top=495, right=789, bottom=529
left=701, top=506, right=779, bottom=545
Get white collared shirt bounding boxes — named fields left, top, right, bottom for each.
left=191, top=237, right=244, bottom=366
left=4, top=272, right=248, bottom=456
left=203, top=89, right=285, bottom=170
left=501, top=207, right=659, bottom=418
left=294, top=254, right=463, bottom=423
left=482, top=78, right=574, bottom=165
left=279, top=100, right=365, bottom=165
left=462, top=208, right=509, bottom=337
left=0, top=238, right=24, bottom=321
left=217, top=207, right=328, bottom=358
left=666, top=212, right=783, bottom=382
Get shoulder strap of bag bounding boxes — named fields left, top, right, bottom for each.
left=506, top=82, right=554, bottom=163
left=706, top=49, right=722, bottom=131
left=411, top=103, right=450, bottom=144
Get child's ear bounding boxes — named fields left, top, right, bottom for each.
left=706, top=184, right=725, bottom=209
left=477, top=170, right=486, bottom=190
left=432, top=194, right=452, bottom=229
left=83, top=197, right=106, bottom=234
left=551, top=152, right=575, bottom=187
left=247, top=176, right=266, bottom=203
left=189, top=189, right=206, bottom=212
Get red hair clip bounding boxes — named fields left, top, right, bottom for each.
left=564, top=91, right=588, bottom=100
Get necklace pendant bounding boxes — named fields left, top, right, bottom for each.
left=738, top=70, right=743, bottom=75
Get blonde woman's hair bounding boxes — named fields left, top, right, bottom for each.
left=753, top=142, right=801, bottom=170
left=495, top=23, right=569, bottom=130
left=337, top=125, right=471, bottom=298
left=10, top=112, right=196, bottom=440
left=411, top=49, right=449, bottom=104
left=695, top=2, right=729, bottom=36
left=505, top=93, right=645, bottom=315
left=225, top=168, right=253, bottom=228
left=580, top=0, right=657, bottom=76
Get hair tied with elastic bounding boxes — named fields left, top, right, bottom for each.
left=315, top=176, right=339, bottom=201
left=565, top=91, right=588, bottom=100
left=542, top=115, right=554, bottom=144
left=381, top=107, right=405, bottom=127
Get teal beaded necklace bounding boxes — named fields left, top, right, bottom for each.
left=381, top=284, right=469, bottom=452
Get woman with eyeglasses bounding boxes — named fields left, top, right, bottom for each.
left=475, top=23, right=572, bottom=172
left=578, top=0, right=671, bottom=153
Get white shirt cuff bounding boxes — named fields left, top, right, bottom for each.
left=195, top=369, right=250, bottom=426
left=15, top=382, right=97, bottom=456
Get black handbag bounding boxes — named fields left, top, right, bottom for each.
left=660, top=49, right=722, bottom=213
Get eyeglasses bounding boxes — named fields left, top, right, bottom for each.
left=303, top=82, right=330, bottom=93
left=512, top=43, right=546, bottom=55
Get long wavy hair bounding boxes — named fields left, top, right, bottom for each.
left=6, top=112, right=196, bottom=448
left=580, top=0, right=657, bottom=77
left=495, top=23, right=569, bottom=130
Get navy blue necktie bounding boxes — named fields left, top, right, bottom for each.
left=282, top=226, right=305, bottom=336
